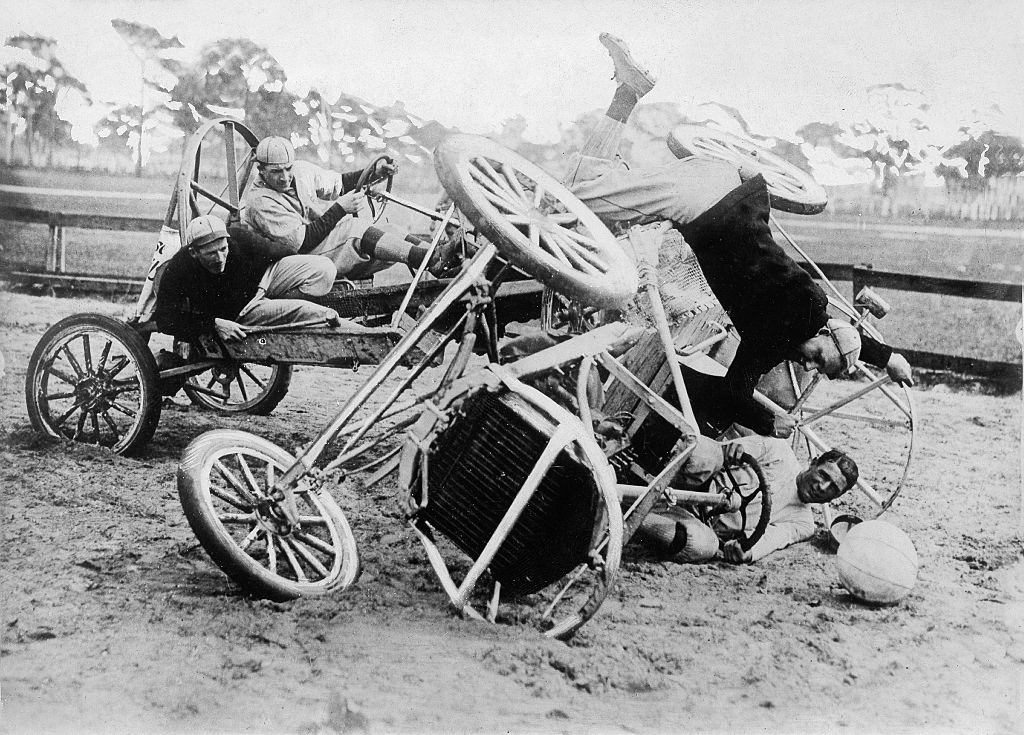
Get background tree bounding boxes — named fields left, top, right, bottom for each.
left=111, top=19, right=185, bottom=176
left=935, top=129, right=1024, bottom=190
left=168, top=38, right=298, bottom=137
left=796, top=84, right=940, bottom=195
left=1, top=34, right=88, bottom=166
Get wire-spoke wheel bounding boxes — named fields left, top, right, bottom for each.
left=434, top=133, right=638, bottom=309
left=178, top=429, right=360, bottom=600
left=25, top=314, right=162, bottom=455
left=667, top=124, right=828, bottom=215
left=760, top=358, right=917, bottom=517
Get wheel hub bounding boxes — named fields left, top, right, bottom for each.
left=75, top=374, right=115, bottom=412
left=253, top=497, right=296, bottom=536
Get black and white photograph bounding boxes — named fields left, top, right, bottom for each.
left=1, top=1, right=1021, bottom=732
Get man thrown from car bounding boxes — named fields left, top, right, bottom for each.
left=566, top=33, right=913, bottom=440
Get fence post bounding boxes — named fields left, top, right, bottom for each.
left=56, top=224, right=66, bottom=273
left=851, top=263, right=872, bottom=302
left=46, top=212, right=58, bottom=272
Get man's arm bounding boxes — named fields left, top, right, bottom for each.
left=723, top=513, right=816, bottom=563
left=860, top=334, right=914, bottom=386
left=228, top=225, right=297, bottom=261
left=245, top=193, right=307, bottom=250
left=859, top=333, right=893, bottom=370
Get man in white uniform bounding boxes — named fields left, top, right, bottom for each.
left=637, top=434, right=859, bottom=564
left=240, top=136, right=455, bottom=280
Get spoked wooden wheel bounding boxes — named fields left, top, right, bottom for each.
left=177, top=429, right=360, bottom=600
left=667, top=124, right=828, bottom=215
left=175, top=341, right=292, bottom=415
left=25, top=314, right=162, bottom=456
left=183, top=362, right=291, bottom=414
left=435, top=133, right=638, bottom=309
left=176, top=117, right=259, bottom=237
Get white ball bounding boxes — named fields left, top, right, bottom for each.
left=836, top=519, right=918, bottom=604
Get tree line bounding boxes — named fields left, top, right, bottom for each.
left=2, top=20, right=1022, bottom=194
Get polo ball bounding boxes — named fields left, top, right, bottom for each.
left=836, top=519, right=918, bottom=604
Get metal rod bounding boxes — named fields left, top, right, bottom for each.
left=799, top=376, right=890, bottom=426
left=597, top=352, right=693, bottom=434
left=618, top=483, right=732, bottom=510
left=644, top=280, right=699, bottom=433
left=789, top=372, right=822, bottom=414
left=373, top=189, right=466, bottom=228
left=391, top=202, right=458, bottom=329
left=271, top=242, right=497, bottom=495
left=189, top=179, right=236, bottom=213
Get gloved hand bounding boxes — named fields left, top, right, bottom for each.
left=722, top=539, right=752, bottom=564
left=770, top=412, right=797, bottom=439
left=337, top=190, right=368, bottom=217
left=885, top=353, right=914, bottom=387
left=376, top=160, right=398, bottom=179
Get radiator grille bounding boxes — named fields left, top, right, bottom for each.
left=416, top=389, right=600, bottom=595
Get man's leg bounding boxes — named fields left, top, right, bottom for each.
left=637, top=510, right=721, bottom=563
left=565, top=34, right=742, bottom=226
left=564, top=33, right=655, bottom=188
left=312, top=217, right=456, bottom=279
left=237, top=297, right=340, bottom=328
left=237, top=254, right=341, bottom=327
left=261, top=254, right=336, bottom=299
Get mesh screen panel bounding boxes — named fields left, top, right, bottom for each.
left=416, top=389, right=600, bottom=595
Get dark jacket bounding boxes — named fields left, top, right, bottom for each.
left=677, top=175, right=892, bottom=435
left=154, top=228, right=294, bottom=340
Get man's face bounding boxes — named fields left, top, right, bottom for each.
left=796, top=458, right=850, bottom=504
left=260, top=163, right=293, bottom=193
left=191, top=238, right=229, bottom=274
left=792, top=334, right=844, bottom=378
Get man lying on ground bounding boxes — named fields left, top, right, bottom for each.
left=154, top=214, right=345, bottom=343
left=636, top=432, right=858, bottom=564
left=239, top=136, right=457, bottom=281
left=566, top=33, right=912, bottom=439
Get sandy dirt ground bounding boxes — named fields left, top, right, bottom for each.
left=1, top=289, right=1021, bottom=735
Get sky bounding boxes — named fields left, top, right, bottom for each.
left=3, top=0, right=1023, bottom=146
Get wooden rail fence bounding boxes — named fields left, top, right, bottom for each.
left=2, top=205, right=1021, bottom=386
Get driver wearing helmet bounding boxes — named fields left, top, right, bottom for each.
left=637, top=434, right=859, bottom=564
left=564, top=34, right=912, bottom=438
left=240, top=136, right=456, bottom=280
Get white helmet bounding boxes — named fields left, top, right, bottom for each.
left=186, top=214, right=229, bottom=249
left=823, top=318, right=862, bottom=373
left=255, top=136, right=295, bottom=166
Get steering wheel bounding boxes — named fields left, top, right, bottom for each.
left=702, top=451, right=772, bottom=552
left=354, top=154, right=395, bottom=222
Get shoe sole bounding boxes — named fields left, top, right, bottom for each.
left=599, top=33, right=655, bottom=96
